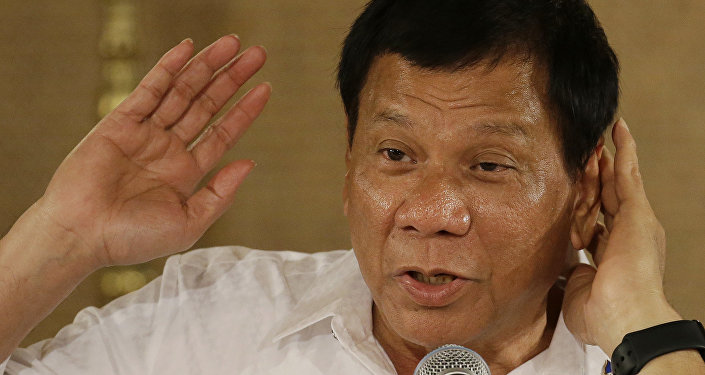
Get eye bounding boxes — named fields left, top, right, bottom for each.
left=479, top=162, right=502, bottom=171
left=472, top=162, right=511, bottom=173
left=381, top=148, right=414, bottom=163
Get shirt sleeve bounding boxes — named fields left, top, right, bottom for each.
left=2, top=266, right=172, bottom=374
left=2, top=246, right=277, bottom=374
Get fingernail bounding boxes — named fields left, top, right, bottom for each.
left=620, top=118, right=630, bottom=133
left=250, top=160, right=258, bottom=168
left=257, top=82, right=273, bottom=94
left=183, top=38, right=194, bottom=45
left=222, top=34, right=240, bottom=47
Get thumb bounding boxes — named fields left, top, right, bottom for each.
left=185, top=159, right=255, bottom=240
left=562, top=263, right=597, bottom=345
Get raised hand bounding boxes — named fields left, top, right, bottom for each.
left=37, top=35, right=270, bottom=268
left=562, top=119, right=681, bottom=355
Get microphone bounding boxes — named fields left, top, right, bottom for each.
left=413, top=344, right=491, bottom=375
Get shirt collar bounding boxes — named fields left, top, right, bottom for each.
left=507, top=312, right=587, bottom=374
left=268, top=249, right=371, bottom=343
left=267, top=249, right=396, bottom=374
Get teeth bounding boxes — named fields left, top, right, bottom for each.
left=410, top=272, right=455, bottom=285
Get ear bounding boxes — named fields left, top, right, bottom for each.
left=343, top=150, right=352, bottom=216
left=343, top=117, right=352, bottom=217
left=570, top=138, right=604, bottom=250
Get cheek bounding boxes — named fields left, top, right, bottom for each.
left=346, top=166, right=400, bottom=257
left=349, top=167, right=395, bottom=214
left=348, top=169, right=393, bottom=227
left=347, top=165, right=412, bottom=295
left=474, top=172, right=573, bottom=296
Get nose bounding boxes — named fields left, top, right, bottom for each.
left=394, top=173, right=471, bottom=236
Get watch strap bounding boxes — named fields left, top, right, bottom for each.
left=611, top=320, right=705, bottom=375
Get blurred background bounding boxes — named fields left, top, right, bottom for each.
left=0, top=0, right=702, bottom=347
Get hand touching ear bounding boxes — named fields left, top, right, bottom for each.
left=563, top=119, right=681, bottom=355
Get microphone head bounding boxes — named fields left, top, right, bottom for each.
left=413, top=344, right=491, bottom=375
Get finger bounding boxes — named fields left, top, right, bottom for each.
left=113, top=39, right=194, bottom=122
left=599, top=147, right=617, bottom=212
left=602, top=207, right=614, bottom=233
left=562, top=264, right=597, bottom=345
left=148, top=35, right=242, bottom=129
left=185, top=160, right=255, bottom=240
left=598, top=147, right=618, bottom=231
left=612, top=118, right=647, bottom=206
left=171, top=46, right=267, bottom=143
left=191, top=82, right=271, bottom=174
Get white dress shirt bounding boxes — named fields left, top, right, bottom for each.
left=1, top=246, right=609, bottom=374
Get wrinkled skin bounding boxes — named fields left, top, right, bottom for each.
left=343, top=54, right=592, bottom=373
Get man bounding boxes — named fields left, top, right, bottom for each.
left=0, top=1, right=703, bottom=374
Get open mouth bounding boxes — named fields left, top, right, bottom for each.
left=408, top=271, right=457, bottom=285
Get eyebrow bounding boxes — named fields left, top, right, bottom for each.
left=371, top=109, right=529, bottom=139
left=475, top=121, right=528, bottom=138
left=372, top=109, right=413, bottom=129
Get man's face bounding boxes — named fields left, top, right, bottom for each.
left=343, top=54, right=579, bottom=350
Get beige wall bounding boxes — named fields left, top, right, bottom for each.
left=1, top=1, right=703, bottom=347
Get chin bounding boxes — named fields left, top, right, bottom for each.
left=412, top=322, right=485, bottom=350
left=384, top=302, right=495, bottom=351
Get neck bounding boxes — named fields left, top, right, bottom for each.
left=374, top=286, right=563, bottom=375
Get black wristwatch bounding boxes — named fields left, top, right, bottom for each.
left=611, top=320, right=705, bottom=375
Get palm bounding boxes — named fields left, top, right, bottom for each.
left=39, top=36, right=270, bottom=267
left=69, top=122, right=201, bottom=264
left=563, top=120, right=672, bottom=354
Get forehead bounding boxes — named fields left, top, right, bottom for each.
left=357, top=53, right=553, bottom=141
